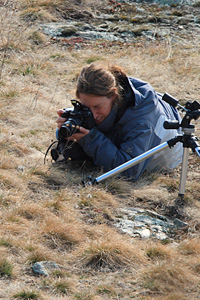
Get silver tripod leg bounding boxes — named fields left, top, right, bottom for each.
left=95, top=142, right=169, bottom=184
left=179, top=147, right=189, bottom=197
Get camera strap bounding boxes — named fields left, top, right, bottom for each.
left=44, top=140, right=58, bottom=164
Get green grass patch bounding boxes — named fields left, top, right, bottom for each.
left=0, top=90, right=18, bottom=99
left=85, top=56, right=102, bottom=64
left=13, top=290, right=39, bottom=299
left=0, top=258, right=13, bottom=277
left=53, top=280, right=71, bottom=295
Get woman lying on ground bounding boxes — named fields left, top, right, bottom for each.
left=53, top=63, right=182, bottom=181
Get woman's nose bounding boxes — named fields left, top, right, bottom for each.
left=91, top=109, right=98, bottom=119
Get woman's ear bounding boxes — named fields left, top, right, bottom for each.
left=109, top=88, right=117, bottom=97
left=111, top=88, right=118, bottom=102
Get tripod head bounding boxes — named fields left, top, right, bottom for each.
left=161, top=93, right=200, bottom=198
left=162, top=93, right=200, bottom=130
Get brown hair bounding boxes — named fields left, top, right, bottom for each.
left=75, top=63, right=127, bottom=107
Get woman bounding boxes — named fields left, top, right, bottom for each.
left=54, top=63, right=182, bottom=181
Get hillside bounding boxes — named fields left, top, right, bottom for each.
left=0, top=0, right=200, bottom=299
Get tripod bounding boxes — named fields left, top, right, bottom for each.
left=88, top=93, right=200, bottom=199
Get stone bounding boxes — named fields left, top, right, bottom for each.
left=195, top=15, right=200, bottom=23
left=32, top=261, right=60, bottom=276
left=17, top=165, right=25, bottom=172
left=38, top=1, right=200, bottom=47
left=177, top=16, right=195, bottom=25
left=40, top=23, right=77, bottom=37
left=114, top=208, right=188, bottom=240
left=60, top=25, right=77, bottom=37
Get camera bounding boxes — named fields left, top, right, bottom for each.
left=59, top=100, right=95, bottom=139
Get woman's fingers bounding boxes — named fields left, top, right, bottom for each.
left=56, top=109, right=67, bottom=129
left=57, top=109, right=65, bottom=117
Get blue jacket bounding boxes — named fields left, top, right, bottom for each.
left=63, top=77, right=183, bottom=180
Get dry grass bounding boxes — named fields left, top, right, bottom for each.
left=145, top=242, right=175, bottom=261
left=178, top=238, right=200, bottom=255
left=142, top=262, right=197, bottom=294
left=0, top=0, right=200, bottom=299
left=71, top=227, right=146, bottom=272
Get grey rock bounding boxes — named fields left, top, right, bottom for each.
left=32, top=261, right=60, bottom=277
left=17, top=165, right=25, bottom=172
left=38, top=1, right=200, bottom=46
left=40, top=23, right=77, bottom=37
left=177, top=16, right=195, bottom=25
left=114, top=208, right=188, bottom=240
left=173, top=218, right=188, bottom=228
left=194, top=15, right=200, bottom=23
left=60, top=25, right=78, bottom=37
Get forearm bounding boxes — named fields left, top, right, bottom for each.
left=78, top=127, right=152, bottom=180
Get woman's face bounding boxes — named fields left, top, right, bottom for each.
left=79, top=93, right=116, bottom=125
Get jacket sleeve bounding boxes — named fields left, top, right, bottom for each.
left=78, top=119, right=160, bottom=181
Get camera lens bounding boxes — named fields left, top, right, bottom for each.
left=60, top=119, right=81, bottom=138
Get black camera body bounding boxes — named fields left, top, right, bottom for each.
left=59, top=100, right=95, bottom=139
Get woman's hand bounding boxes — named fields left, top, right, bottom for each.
left=56, top=109, right=67, bottom=129
left=68, top=126, right=90, bottom=142
left=56, top=109, right=90, bottom=141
